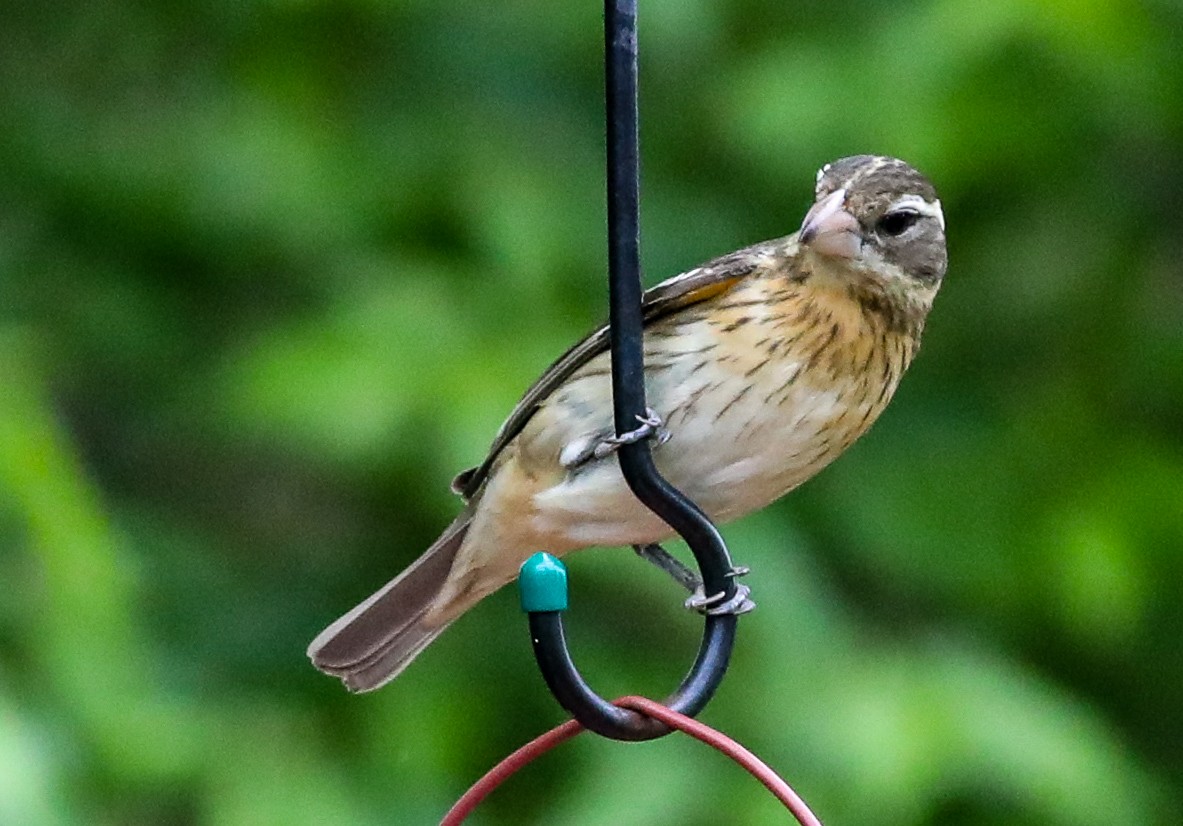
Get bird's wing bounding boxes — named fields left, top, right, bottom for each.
left=451, top=239, right=783, bottom=500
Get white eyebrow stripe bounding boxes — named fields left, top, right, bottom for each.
left=891, top=195, right=945, bottom=231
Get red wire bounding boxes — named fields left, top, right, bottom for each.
left=439, top=696, right=822, bottom=826
left=439, top=718, right=584, bottom=826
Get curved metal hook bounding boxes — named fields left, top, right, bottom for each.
left=519, top=0, right=745, bottom=741
left=521, top=554, right=738, bottom=740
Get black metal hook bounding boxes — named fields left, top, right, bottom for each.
left=518, top=0, right=744, bottom=742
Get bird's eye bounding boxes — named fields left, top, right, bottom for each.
left=877, top=209, right=920, bottom=237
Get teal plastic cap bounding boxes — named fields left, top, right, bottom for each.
left=519, top=552, right=569, bottom=613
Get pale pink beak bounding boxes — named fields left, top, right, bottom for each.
left=799, top=188, right=861, bottom=260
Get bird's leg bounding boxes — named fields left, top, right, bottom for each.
left=592, top=408, right=670, bottom=460
left=595, top=412, right=754, bottom=617
left=633, top=544, right=756, bottom=616
left=634, top=543, right=702, bottom=593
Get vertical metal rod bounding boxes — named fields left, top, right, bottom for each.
left=600, top=0, right=741, bottom=723
left=601, top=0, right=741, bottom=724
left=603, top=0, right=736, bottom=637
left=604, top=0, right=648, bottom=450
left=520, top=0, right=744, bottom=741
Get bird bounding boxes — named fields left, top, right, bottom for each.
left=308, top=154, right=948, bottom=692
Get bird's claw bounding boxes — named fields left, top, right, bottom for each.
left=592, top=408, right=670, bottom=460
left=685, top=568, right=755, bottom=616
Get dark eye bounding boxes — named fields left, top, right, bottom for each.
left=877, top=209, right=920, bottom=237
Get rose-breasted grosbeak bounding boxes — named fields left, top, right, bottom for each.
left=309, top=154, right=948, bottom=691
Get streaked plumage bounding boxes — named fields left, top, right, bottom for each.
left=309, top=155, right=948, bottom=691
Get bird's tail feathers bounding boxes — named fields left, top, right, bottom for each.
left=307, top=514, right=471, bottom=692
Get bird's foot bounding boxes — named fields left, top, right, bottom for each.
left=634, top=544, right=755, bottom=616
left=685, top=568, right=755, bottom=616
left=592, top=408, right=670, bottom=460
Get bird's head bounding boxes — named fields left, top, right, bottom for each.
left=799, top=155, right=947, bottom=296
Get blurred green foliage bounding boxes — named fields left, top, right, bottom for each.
left=1, top=0, right=1181, bottom=824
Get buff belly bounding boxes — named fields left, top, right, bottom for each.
left=528, top=367, right=880, bottom=549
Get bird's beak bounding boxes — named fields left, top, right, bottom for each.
left=799, top=188, right=861, bottom=260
